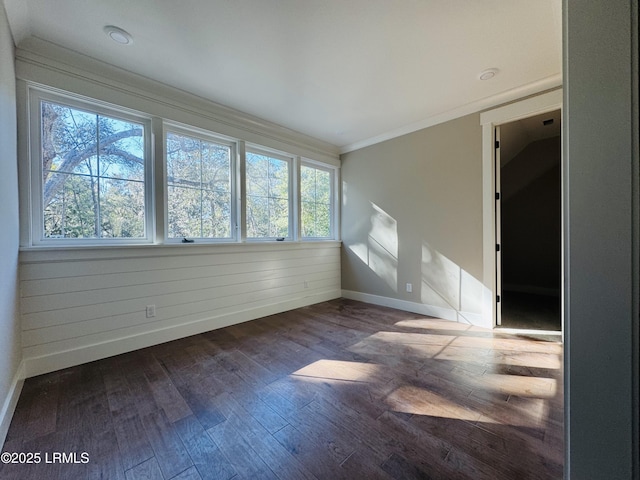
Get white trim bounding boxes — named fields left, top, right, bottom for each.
left=480, top=89, right=563, bottom=328
left=0, top=361, right=25, bottom=446
left=480, top=89, right=563, bottom=125
left=19, top=240, right=342, bottom=263
left=163, top=124, right=238, bottom=243
left=300, top=161, right=337, bottom=241
left=244, top=147, right=294, bottom=241
left=22, top=290, right=341, bottom=378
left=27, top=86, right=155, bottom=247
left=340, top=74, right=562, bottom=154
left=293, top=156, right=302, bottom=241
left=341, top=290, right=484, bottom=326
left=14, top=39, right=340, bottom=165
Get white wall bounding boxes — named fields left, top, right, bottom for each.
left=0, top=0, right=23, bottom=445
left=20, top=243, right=340, bottom=377
left=15, top=39, right=342, bottom=378
left=564, top=0, right=639, bottom=478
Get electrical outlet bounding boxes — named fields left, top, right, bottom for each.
left=406, top=283, right=413, bottom=293
left=146, top=304, right=156, bottom=318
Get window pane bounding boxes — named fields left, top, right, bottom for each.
left=167, top=185, right=202, bottom=238
left=246, top=151, right=290, bottom=238
left=246, top=153, right=269, bottom=197
left=166, top=131, right=233, bottom=239
left=300, top=166, right=315, bottom=203
left=100, top=178, right=145, bottom=238
left=202, top=143, right=231, bottom=192
left=167, top=132, right=201, bottom=185
left=316, top=169, right=331, bottom=204
left=98, top=117, right=145, bottom=181
left=202, top=190, right=232, bottom=238
left=44, top=172, right=98, bottom=238
left=246, top=194, right=269, bottom=238
left=316, top=203, right=331, bottom=237
left=301, top=165, right=332, bottom=239
left=301, top=201, right=316, bottom=237
left=40, top=100, right=146, bottom=240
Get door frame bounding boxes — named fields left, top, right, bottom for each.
left=480, top=89, right=563, bottom=330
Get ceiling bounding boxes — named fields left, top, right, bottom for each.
left=4, top=0, right=562, bottom=152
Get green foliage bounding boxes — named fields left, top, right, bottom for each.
left=301, top=165, right=331, bottom=238
left=166, top=132, right=232, bottom=239
left=40, top=101, right=333, bottom=242
left=246, top=152, right=290, bottom=238
left=41, top=101, right=145, bottom=239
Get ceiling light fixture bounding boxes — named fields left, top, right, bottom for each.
left=104, top=25, right=133, bottom=45
left=478, top=68, right=499, bottom=81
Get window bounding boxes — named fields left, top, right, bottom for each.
left=301, top=164, right=333, bottom=238
left=166, top=129, right=235, bottom=241
left=245, top=150, right=291, bottom=239
left=26, top=87, right=338, bottom=247
left=33, top=93, right=151, bottom=243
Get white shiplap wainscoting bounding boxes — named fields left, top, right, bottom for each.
left=19, top=242, right=341, bottom=377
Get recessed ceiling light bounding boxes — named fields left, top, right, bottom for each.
left=479, top=68, right=499, bottom=81
left=104, top=25, right=133, bottom=45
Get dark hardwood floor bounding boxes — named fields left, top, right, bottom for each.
left=1, top=299, right=563, bottom=479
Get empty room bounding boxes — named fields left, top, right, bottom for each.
left=0, top=1, right=637, bottom=479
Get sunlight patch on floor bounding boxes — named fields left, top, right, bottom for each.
left=467, top=373, right=557, bottom=398
left=291, top=359, right=384, bottom=383
left=385, top=385, right=484, bottom=422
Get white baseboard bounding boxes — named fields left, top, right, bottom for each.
left=341, top=290, right=486, bottom=326
left=0, top=361, right=25, bottom=447
left=22, top=289, right=341, bottom=379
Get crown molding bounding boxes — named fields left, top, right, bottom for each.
left=14, top=37, right=341, bottom=164
left=340, top=74, right=562, bottom=154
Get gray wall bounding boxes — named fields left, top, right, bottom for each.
left=341, top=113, right=484, bottom=321
left=0, top=0, right=22, bottom=441
left=564, top=0, right=639, bottom=478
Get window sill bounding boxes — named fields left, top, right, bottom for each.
left=19, top=240, right=342, bottom=263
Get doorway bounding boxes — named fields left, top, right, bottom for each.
left=496, top=110, right=562, bottom=332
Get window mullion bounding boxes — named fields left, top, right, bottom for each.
left=293, top=156, right=301, bottom=241
left=238, top=141, right=246, bottom=242
left=199, top=140, right=204, bottom=238
left=96, top=114, right=101, bottom=239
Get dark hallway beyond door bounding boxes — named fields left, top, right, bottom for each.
left=500, top=291, right=561, bottom=331
left=497, top=110, right=562, bottom=332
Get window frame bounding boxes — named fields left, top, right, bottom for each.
left=244, top=146, right=294, bottom=241
left=163, top=122, right=239, bottom=244
left=300, top=159, right=338, bottom=241
left=24, top=86, right=340, bottom=249
left=28, top=87, right=154, bottom=246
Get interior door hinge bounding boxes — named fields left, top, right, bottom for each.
left=495, top=192, right=500, bottom=200
left=497, top=295, right=501, bottom=303
left=496, top=244, right=500, bottom=252
left=495, top=140, right=500, bottom=149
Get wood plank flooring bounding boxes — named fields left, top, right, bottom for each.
left=1, top=299, right=563, bottom=479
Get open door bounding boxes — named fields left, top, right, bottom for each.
left=495, top=110, right=562, bottom=333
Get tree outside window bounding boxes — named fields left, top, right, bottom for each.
left=245, top=151, right=290, bottom=239
left=41, top=100, right=146, bottom=239
left=166, top=131, right=233, bottom=240
left=301, top=165, right=332, bottom=238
